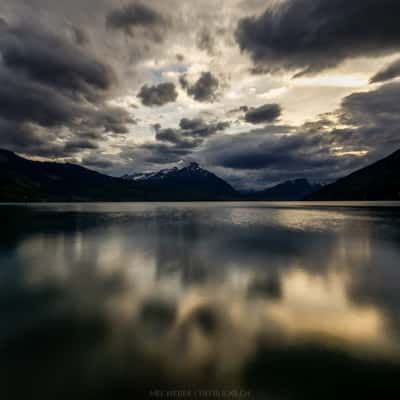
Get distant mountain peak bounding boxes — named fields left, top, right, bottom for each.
left=186, top=162, right=200, bottom=169
left=123, top=162, right=211, bottom=182
left=122, top=162, right=236, bottom=199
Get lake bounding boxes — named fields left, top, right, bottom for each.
left=1, top=202, right=400, bottom=399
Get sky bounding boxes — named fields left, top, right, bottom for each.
left=1, top=0, right=400, bottom=189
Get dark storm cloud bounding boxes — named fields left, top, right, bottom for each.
left=0, top=21, right=133, bottom=157
left=0, top=119, right=50, bottom=152
left=0, top=25, right=114, bottom=99
left=179, top=118, right=230, bottom=137
left=137, top=117, right=230, bottom=165
left=140, top=142, right=192, bottom=164
left=106, top=2, right=168, bottom=42
left=89, top=106, right=137, bottom=134
left=81, top=156, right=113, bottom=169
left=0, top=67, right=79, bottom=127
left=236, top=0, right=400, bottom=76
left=203, top=130, right=335, bottom=171
left=200, top=125, right=367, bottom=188
left=155, top=128, right=201, bottom=149
left=244, top=104, right=282, bottom=124
left=64, top=139, right=99, bottom=153
left=137, top=82, right=178, bottom=106
left=200, top=81, right=400, bottom=186
left=180, top=72, right=219, bottom=102
left=340, top=82, right=400, bottom=128
left=154, top=118, right=229, bottom=147
left=335, top=81, right=400, bottom=154
left=370, top=58, right=400, bottom=83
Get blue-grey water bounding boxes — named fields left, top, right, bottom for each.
left=1, top=202, right=400, bottom=399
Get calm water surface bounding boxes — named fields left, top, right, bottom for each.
left=1, top=202, right=400, bottom=399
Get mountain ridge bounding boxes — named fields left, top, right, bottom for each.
left=245, top=178, right=322, bottom=201
left=2, top=148, right=399, bottom=202
left=307, top=149, right=400, bottom=200
left=0, top=150, right=236, bottom=201
left=122, top=162, right=237, bottom=200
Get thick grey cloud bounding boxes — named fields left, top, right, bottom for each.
left=0, top=21, right=134, bottom=157
left=0, top=68, right=78, bottom=127
left=139, top=142, right=192, bottom=164
left=236, top=0, right=400, bottom=75
left=199, top=125, right=366, bottom=188
left=199, top=82, right=400, bottom=187
left=106, top=2, right=168, bottom=42
left=155, top=128, right=201, bottom=149
left=137, top=82, right=178, bottom=106
left=64, top=139, right=99, bottom=153
left=244, top=104, right=281, bottom=124
left=370, top=58, right=400, bottom=83
left=81, top=156, right=113, bottom=169
left=336, top=81, right=400, bottom=154
left=154, top=118, right=229, bottom=146
left=90, top=106, right=137, bottom=134
left=180, top=72, right=219, bottom=102
left=135, top=117, right=230, bottom=165
left=179, top=118, right=229, bottom=137
left=0, top=25, right=113, bottom=100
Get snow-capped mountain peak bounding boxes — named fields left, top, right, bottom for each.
left=122, top=166, right=179, bottom=182
left=121, top=162, right=236, bottom=198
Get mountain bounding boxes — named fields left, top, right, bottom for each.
left=247, top=179, right=322, bottom=201
left=122, top=162, right=237, bottom=200
left=307, top=149, right=400, bottom=201
left=0, top=148, right=146, bottom=202
left=0, top=150, right=236, bottom=202
left=122, top=167, right=179, bottom=182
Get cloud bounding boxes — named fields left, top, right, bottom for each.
left=155, top=128, right=201, bottom=149
left=81, top=156, right=114, bottom=169
left=179, top=118, right=230, bottom=137
left=180, top=72, right=219, bottom=102
left=134, top=117, right=230, bottom=165
left=139, top=142, right=193, bottom=164
left=106, top=2, right=168, bottom=42
left=0, top=25, right=114, bottom=100
left=0, top=17, right=7, bottom=29
left=154, top=117, right=229, bottom=146
left=196, top=28, right=215, bottom=55
left=0, top=68, right=79, bottom=127
left=244, top=104, right=282, bottom=124
left=198, top=123, right=367, bottom=189
left=70, top=26, right=90, bottom=46
left=198, top=82, right=400, bottom=187
left=336, top=81, right=400, bottom=154
left=0, top=21, right=134, bottom=157
left=90, top=106, right=137, bottom=134
left=236, top=0, right=400, bottom=75
left=64, top=139, right=99, bottom=153
left=370, top=58, right=400, bottom=83
left=137, top=82, right=178, bottom=106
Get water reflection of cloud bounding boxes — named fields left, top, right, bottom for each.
left=2, top=204, right=400, bottom=398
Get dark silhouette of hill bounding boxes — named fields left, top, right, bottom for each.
left=308, top=149, right=400, bottom=200
left=245, top=179, right=322, bottom=201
